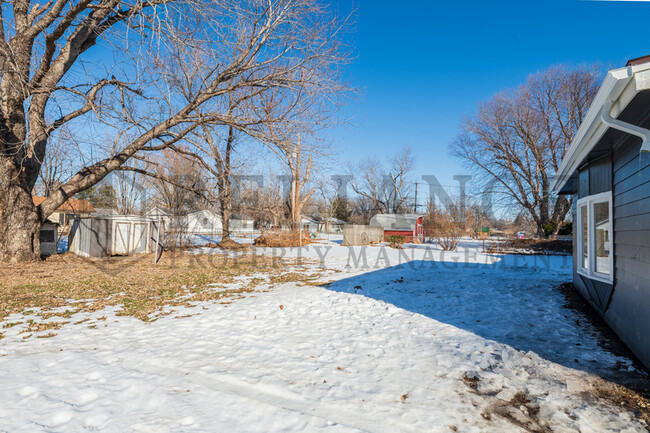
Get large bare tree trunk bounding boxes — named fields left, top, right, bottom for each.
left=0, top=73, right=44, bottom=260
left=0, top=164, right=42, bottom=262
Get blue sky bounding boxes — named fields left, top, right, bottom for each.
left=330, top=0, right=650, bottom=196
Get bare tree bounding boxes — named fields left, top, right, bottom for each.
left=112, top=168, right=144, bottom=215
left=148, top=149, right=209, bottom=217
left=348, top=196, right=376, bottom=225
left=35, top=127, right=77, bottom=197
left=0, top=0, right=352, bottom=262
left=315, top=179, right=338, bottom=232
left=424, top=201, right=463, bottom=251
left=348, top=146, right=415, bottom=215
left=451, top=65, right=600, bottom=238
left=241, top=173, right=286, bottom=229
left=283, top=135, right=316, bottom=230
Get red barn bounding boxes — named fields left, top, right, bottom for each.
left=369, top=214, right=425, bottom=243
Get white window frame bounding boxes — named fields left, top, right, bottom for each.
left=577, top=191, right=614, bottom=283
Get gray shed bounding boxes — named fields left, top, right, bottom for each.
left=69, top=215, right=164, bottom=258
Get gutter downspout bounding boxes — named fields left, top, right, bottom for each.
left=601, top=101, right=650, bottom=153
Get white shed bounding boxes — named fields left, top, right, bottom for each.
left=69, top=215, right=163, bottom=257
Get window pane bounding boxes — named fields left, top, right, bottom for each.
left=581, top=205, right=588, bottom=269
left=593, top=201, right=611, bottom=275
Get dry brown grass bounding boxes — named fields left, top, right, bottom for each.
left=0, top=251, right=312, bottom=329
left=485, top=239, right=572, bottom=255
left=216, top=238, right=252, bottom=251
left=253, top=231, right=311, bottom=248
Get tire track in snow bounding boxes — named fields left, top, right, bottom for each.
left=130, top=361, right=398, bottom=433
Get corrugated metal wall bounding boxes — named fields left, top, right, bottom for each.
left=69, top=217, right=92, bottom=257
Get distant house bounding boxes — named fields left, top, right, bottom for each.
left=184, top=210, right=222, bottom=235
left=231, top=213, right=255, bottom=232
left=33, top=196, right=96, bottom=232
left=144, top=208, right=257, bottom=235
left=369, top=214, right=424, bottom=243
left=318, top=217, right=346, bottom=233
left=551, top=56, right=650, bottom=369
left=300, top=216, right=320, bottom=233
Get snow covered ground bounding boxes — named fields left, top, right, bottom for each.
left=0, top=240, right=647, bottom=432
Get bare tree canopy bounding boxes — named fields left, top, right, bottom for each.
left=35, top=127, right=76, bottom=197
left=146, top=148, right=209, bottom=215
left=0, top=0, right=352, bottom=261
left=348, top=146, right=415, bottom=215
left=451, top=65, right=601, bottom=237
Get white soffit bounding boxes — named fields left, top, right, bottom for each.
left=552, top=63, right=650, bottom=194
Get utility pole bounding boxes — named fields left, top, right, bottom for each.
left=414, top=182, right=418, bottom=213
left=289, top=134, right=301, bottom=232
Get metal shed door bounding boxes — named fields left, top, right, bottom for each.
left=114, top=222, right=130, bottom=255
left=131, top=223, right=148, bottom=254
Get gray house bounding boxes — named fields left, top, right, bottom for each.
left=552, top=56, right=650, bottom=369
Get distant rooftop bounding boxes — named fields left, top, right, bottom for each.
left=369, top=213, right=422, bottom=231
left=626, top=55, right=650, bottom=67
left=32, top=196, right=96, bottom=214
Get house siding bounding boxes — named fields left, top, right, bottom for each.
left=574, top=137, right=650, bottom=367
left=609, top=139, right=650, bottom=367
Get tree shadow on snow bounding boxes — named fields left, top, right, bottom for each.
left=322, top=256, right=640, bottom=381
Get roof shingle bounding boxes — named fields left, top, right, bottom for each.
left=32, top=196, right=96, bottom=213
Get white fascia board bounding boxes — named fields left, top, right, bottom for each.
left=552, top=64, right=650, bottom=194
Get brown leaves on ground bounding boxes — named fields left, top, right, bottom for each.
left=253, top=231, right=311, bottom=248
left=0, top=251, right=307, bottom=324
left=589, top=372, right=650, bottom=426
left=217, top=238, right=252, bottom=251
left=485, top=239, right=572, bottom=255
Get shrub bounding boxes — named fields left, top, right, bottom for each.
left=424, top=203, right=463, bottom=251
left=543, top=221, right=557, bottom=238
left=386, top=235, right=405, bottom=248
left=543, top=221, right=572, bottom=237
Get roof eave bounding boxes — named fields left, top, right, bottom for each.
left=552, top=63, right=650, bottom=194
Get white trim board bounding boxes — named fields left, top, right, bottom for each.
left=552, top=63, right=650, bottom=194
